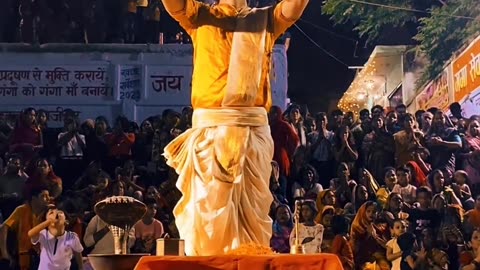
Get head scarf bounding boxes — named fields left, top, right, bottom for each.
left=376, top=188, right=390, bottom=209
left=316, top=205, right=335, bottom=226
left=406, top=161, right=427, bottom=187
left=272, top=204, right=293, bottom=239
left=352, top=184, right=371, bottom=213
left=351, top=201, right=377, bottom=235
left=314, top=189, right=335, bottom=223
left=361, top=169, right=380, bottom=195
left=83, top=119, right=95, bottom=129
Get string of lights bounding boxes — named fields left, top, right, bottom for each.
left=338, top=58, right=381, bottom=113
left=297, top=19, right=360, bottom=58
left=293, top=24, right=350, bottom=68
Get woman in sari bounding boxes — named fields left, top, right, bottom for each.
left=345, top=184, right=370, bottom=216
left=132, top=119, right=155, bottom=166
left=270, top=204, right=293, bottom=253
left=291, top=164, right=322, bottom=201
left=290, top=145, right=308, bottom=180
left=9, top=108, right=43, bottom=166
left=405, top=161, right=428, bottom=187
left=394, top=113, right=424, bottom=167
left=287, top=105, right=307, bottom=147
left=330, top=163, right=357, bottom=208
left=314, top=189, right=337, bottom=223
left=350, top=201, right=389, bottom=270
left=428, top=169, right=462, bottom=206
left=463, top=119, right=480, bottom=193
left=375, top=167, right=397, bottom=209
left=362, top=116, right=395, bottom=182
left=24, top=158, right=62, bottom=199
left=333, top=125, right=358, bottom=169
left=269, top=106, right=300, bottom=178
left=317, top=206, right=335, bottom=252
left=358, top=168, right=380, bottom=198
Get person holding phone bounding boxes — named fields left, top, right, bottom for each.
left=56, top=118, right=86, bottom=190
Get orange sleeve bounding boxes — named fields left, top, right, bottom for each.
left=3, top=206, right=22, bottom=230
left=126, top=133, right=136, bottom=144
left=459, top=251, right=474, bottom=267
left=330, top=235, right=341, bottom=253
left=167, top=0, right=203, bottom=30
left=331, top=235, right=354, bottom=270
left=273, top=2, right=297, bottom=40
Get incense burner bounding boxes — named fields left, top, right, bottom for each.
left=88, top=196, right=149, bottom=270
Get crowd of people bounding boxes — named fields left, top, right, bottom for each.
left=0, top=102, right=479, bottom=270
left=269, top=102, right=480, bottom=270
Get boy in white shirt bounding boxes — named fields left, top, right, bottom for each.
left=28, top=205, right=83, bottom=270
left=386, top=219, right=407, bottom=270
left=392, top=166, right=417, bottom=205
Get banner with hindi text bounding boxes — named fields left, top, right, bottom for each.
left=415, top=67, right=452, bottom=111
left=452, top=35, right=480, bottom=104
left=118, top=65, right=142, bottom=102
left=145, top=65, right=192, bottom=105
left=0, top=65, right=113, bottom=103
left=0, top=44, right=288, bottom=126
left=461, top=90, right=480, bottom=117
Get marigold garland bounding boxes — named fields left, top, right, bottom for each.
left=226, top=243, right=276, bottom=255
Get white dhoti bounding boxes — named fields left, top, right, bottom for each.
left=164, top=107, right=274, bottom=256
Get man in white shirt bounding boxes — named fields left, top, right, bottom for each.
left=392, top=166, right=417, bottom=205
left=56, top=118, right=86, bottom=190
left=57, top=118, right=85, bottom=158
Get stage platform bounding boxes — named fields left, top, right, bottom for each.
left=134, top=254, right=344, bottom=270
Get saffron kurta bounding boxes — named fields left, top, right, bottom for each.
left=164, top=0, right=294, bottom=256
left=171, top=0, right=293, bottom=110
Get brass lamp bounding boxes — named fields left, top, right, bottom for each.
left=290, top=200, right=305, bottom=254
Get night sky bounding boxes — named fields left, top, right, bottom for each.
left=287, top=2, right=365, bottom=113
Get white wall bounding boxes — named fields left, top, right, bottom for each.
left=385, top=56, right=403, bottom=98
left=0, top=44, right=288, bottom=126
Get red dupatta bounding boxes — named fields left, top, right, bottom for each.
left=270, top=106, right=299, bottom=177
left=406, top=161, right=427, bottom=187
